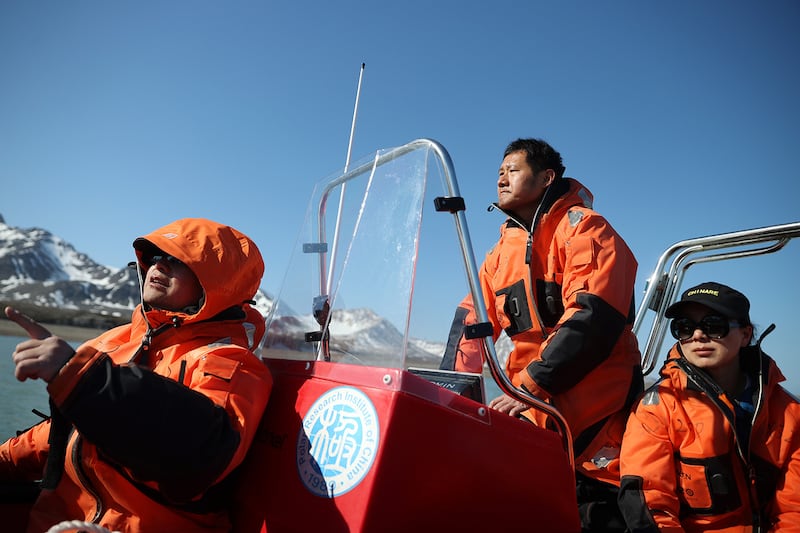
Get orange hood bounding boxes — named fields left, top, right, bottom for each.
left=133, top=218, right=265, bottom=324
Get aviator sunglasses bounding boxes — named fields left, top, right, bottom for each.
left=670, top=315, right=741, bottom=341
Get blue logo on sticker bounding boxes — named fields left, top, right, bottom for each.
left=297, top=386, right=380, bottom=497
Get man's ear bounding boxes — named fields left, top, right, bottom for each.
left=543, top=169, right=557, bottom=187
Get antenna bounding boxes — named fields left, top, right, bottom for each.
left=344, top=63, right=366, bottom=172
left=318, top=63, right=366, bottom=362
left=328, top=62, right=365, bottom=292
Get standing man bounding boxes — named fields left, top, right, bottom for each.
left=0, top=218, right=272, bottom=533
left=440, top=138, right=643, bottom=531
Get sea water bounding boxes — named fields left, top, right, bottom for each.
left=0, top=336, right=52, bottom=440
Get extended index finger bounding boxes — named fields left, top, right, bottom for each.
left=4, top=307, right=53, bottom=341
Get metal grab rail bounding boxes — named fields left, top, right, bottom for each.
left=634, top=221, right=800, bottom=376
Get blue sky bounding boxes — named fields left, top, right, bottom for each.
left=1, top=1, right=799, bottom=390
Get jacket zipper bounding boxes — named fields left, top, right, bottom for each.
left=67, top=432, right=104, bottom=523
left=128, top=320, right=177, bottom=365
left=746, top=356, right=767, bottom=532
left=677, top=358, right=763, bottom=529
left=491, top=205, right=549, bottom=339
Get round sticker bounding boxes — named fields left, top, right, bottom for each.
left=296, top=386, right=380, bottom=497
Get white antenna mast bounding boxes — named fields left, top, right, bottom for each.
left=326, top=62, right=365, bottom=295
left=345, top=64, right=365, bottom=171
left=318, top=63, right=365, bottom=361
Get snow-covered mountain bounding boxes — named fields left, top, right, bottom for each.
left=0, top=215, right=446, bottom=365
left=264, top=306, right=444, bottom=367
left=0, top=215, right=140, bottom=328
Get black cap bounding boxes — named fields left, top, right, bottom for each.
left=665, top=282, right=750, bottom=324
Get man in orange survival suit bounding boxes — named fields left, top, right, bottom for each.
left=0, top=218, right=272, bottom=533
left=440, top=138, right=643, bottom=532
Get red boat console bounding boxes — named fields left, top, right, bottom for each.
left=233, top=358, right=580, bottom=532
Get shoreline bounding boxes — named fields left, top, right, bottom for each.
left=0, top=319, right=105, bottom=343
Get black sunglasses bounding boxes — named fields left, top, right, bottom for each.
left=670, top=315, right=741, bottom=341
left=143, top=253, right=184, bottom=267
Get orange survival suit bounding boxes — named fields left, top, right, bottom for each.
left=618, top=341, right=800, bottom=532
left=440, top=177, right=643, bottom=485
left=0, top=218, right=273, bottom=533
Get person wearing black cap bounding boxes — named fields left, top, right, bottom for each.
left=617, top=281, right=800, bottom=531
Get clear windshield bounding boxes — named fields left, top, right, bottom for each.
left=260, top=140, right=460, bottom=369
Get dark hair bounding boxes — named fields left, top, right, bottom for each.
left=503, top=138, right=566, bottom=178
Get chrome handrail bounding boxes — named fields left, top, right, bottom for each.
left=634, top=221, right=800, bottom=375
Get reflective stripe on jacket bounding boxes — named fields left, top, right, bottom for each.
left=618, top=344, right=800, bottom=532
left=0, top=219, right=273, bottom=533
